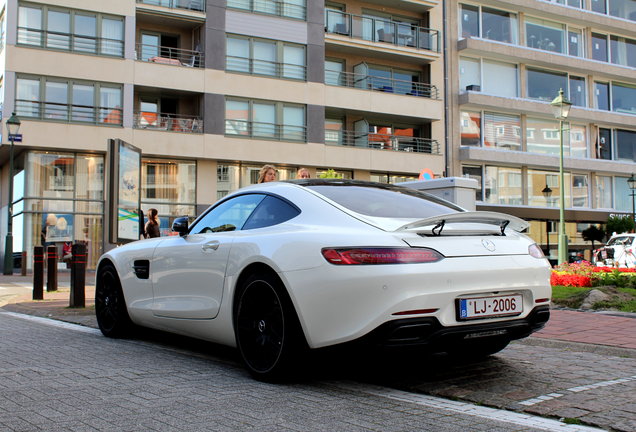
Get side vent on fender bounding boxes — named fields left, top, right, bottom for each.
left=133, top=260, right=150, bottom=279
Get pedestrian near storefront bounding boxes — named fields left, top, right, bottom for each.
left=144, top=208, right=160, bottom=238
left=258, top=164, right=278, bottom=183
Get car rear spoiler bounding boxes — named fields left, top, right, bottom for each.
left=395, top=211, right=529, bottom=235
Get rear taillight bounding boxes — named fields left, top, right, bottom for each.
left=528, top=244, right=545, bottom=259
left=321, top=247, right=443, bottom=265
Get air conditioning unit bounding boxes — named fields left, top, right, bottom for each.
left=466, top=84, right=481, bottom=91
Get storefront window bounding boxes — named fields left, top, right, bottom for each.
left=462, top=165, right=483, bottom=201
left=23, top=151, right=104, bottom=270
left=485, top=166, right=522, bottom=205
left=141, top=158, right=196, bottom=236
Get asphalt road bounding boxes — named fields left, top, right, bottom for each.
left=0, top=311, right=618, bottom=432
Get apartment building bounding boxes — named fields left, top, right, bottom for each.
left=0, top=0, right=445, bottom=269
left=445, top=0, right=636, bottom=261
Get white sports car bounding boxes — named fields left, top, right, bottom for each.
left=96, top=180, right=551, bottom=381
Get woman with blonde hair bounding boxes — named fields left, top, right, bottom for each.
left=296, top=167, right=310, bottom=179
left=258, top=164, right=277, bottom=183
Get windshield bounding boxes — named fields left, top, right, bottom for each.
left=303, top=181, right=462, bottom=218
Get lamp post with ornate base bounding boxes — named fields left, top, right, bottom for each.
left=550, top=89, right=572, bottom=265
left=3, top=113, right=21, bottom=275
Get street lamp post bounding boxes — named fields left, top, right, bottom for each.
left=550, top=89, right=572, bottom=265
left=542, top=185, right=553, bottom=258
left=3, top=113, right=21, bottom=275
left=628, top=174, right=636, bottom=231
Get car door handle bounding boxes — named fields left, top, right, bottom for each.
left=202, top=241, right=220, bottom=252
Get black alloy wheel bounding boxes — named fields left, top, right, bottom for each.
left=235, top=273, right=303, bottom=381
left=95, top=263, right=133, bottom=338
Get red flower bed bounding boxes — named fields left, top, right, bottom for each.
left=550, top=273, right=592, bottom=287
left=592, top=266, right=636, bottom=273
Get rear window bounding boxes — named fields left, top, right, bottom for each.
left=305, top=184, right=462, bottom=218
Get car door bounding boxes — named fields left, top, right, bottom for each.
left=151, top=194, right=266, bottom=319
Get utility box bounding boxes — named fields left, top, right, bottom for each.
left=398, top=177, right=479, bottom=211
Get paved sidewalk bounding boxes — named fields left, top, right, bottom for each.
left=1, top=273, right=635, bottom=352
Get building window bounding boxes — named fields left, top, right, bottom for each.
left=483, top=60, right=518, bottom=97
left=525, top=17, right=565, bottom=53
left=141, top=158, right=196, bottom=235
left=15, top=75, right=122, bottom=125
left=370, top=173, right=418, bottom=184
left=592, top=33, right=608, bottom=62
left=462, top=165, right=483, bottom=201
left=595, top=82, right=610, bottom=111
left=597, top=127, right=612, bottom=160
left=459, top=57, right=480, bottom=92
left=225, top=98, right=306, bottom=142
left=612, top=82, right=636, bottom=115
left=459, top=4, right=518, bottom=44
left=227, top=0, right=306, bottom=20
left=527, top=169, right=571, bottom=207
left=615, top=176, right=632, bottom=212
left=460, top=111, right=481, bottom=146
left=594, top=175, right=613, bottom=209
left=615, top=129, right=636, bottom=162
left=610, top=35, right=636, bottom=68
left=485, top=166, right=522, bottom=205
left=572, top=174, right=589, bottom=208
left=526, top=68, right=567, bottom=102
left=483, top=112, right=521, bottom=150
left=226, top=35, right=306, bottom=80
left=17, top=4, right=124, bottom=57
left=591, top=0, right=636, bottom=21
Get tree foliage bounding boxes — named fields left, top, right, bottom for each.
left=605, top=215, right=634, bottom=237
left=582, top=225, right=605, bottom=250
left=318, top=169, right=343, bottom=179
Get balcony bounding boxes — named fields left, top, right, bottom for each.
left=15, top=100, right=123, bottom=125
left=325, top=10, right=439, bottom=53
left=136, top=43, right=204, bottom=68
left=17, top=27, right=124, bottom=57
left=325, top=130, right=440, bottom=154
left=225, top=119, right=306, bottom=142
left=134, top=112, right=203, bottom=133
left=227, top=0, right=306, bottom=20
left=325, top=70, right=438, bottom=98
left=136, top=0, right=206, bottom=12
left=226, top=56, right=306, bottom=80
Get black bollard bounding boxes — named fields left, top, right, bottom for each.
left=21, top=251, right=27, bottom=276
left=33, top=246, right=44, bottom=300
left=70, top=243, right=86, bottom=308
left=46, top=245, right=57, bottom=292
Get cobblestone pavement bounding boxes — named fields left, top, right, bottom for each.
left=1, top=274, right=635, bottom=431
left=0, top=312, right=602, bottom=432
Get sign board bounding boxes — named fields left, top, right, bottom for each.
left=8, top=134, right=22, bottom=142
left=108, top=139, right=141, bottom=244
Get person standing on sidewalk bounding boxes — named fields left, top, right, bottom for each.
left=144, top=208, right=160, bottom=238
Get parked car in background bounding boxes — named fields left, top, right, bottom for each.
left=95, top=180, right=551, bottom=381
left=593, top=233, right=636, bottom=268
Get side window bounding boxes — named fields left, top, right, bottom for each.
left=243, top=195, right=301, bottom=230
left=190, top=194, right=265, bottom=234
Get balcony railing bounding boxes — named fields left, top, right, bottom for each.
left=325, top=10, right=439, bottom=52
left=225, top=119, right=307, bottom=142
left=134, top=112, right=203, bottom=133
left=136, top=43, right=204, bottom=68
left=136, top=0, right=206, bottom=12
left=17, top=27, right=124, bottom=57
left=15, top=100, right=123, bottom=125
left=325, top=70, right=438, bottom=98
left=227, top=0, right=306, bottom=20
left=226, top=56, right=306, bottom=80
left=325, top=130, right=440, bottom=154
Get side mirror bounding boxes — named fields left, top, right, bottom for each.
left=172, top=217, right=189, bottom=236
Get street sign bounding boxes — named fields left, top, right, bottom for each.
left=8, top=134, right=22, bottom=142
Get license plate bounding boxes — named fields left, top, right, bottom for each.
left=458, top=295, right=523, bottom=320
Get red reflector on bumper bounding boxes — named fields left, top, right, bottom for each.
left=392, top=308, right=438, bottom=316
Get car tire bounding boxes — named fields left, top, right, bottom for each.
left=95, top=263, right=134, bottom=338
left=234, top=272, right=306, bottom=382
left=447, top=338, right=510, bottom=361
